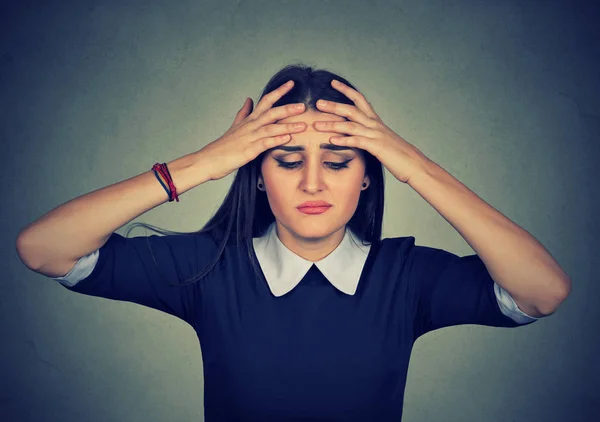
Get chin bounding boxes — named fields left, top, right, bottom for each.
left=291, top=220, right=342, bottom=239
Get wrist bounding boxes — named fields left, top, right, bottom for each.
left=193, top=148, right=221, bottom=183
left=406, top=148, right=435, bottom=187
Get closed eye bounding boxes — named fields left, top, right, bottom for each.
left=275, top=159, right=351, bottom=171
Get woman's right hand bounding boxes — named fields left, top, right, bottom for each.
left=200, top=80, right=307, bottom=181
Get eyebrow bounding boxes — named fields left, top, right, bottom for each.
left=272, top=144, right=354, bottom=152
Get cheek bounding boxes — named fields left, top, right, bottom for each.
left=338, top=186, right=362, bottom=205
left=328, top=178, right=363, bottom=204
left=263, top=184, right=290, bottom=213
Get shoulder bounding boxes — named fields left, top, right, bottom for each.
left=376, top=235, right=416, bottom=256
left=378, top=235, right=458, bottom=258
left=129, top=229, right=220, bottom=254
left=119, top=229, right=222, bottom=273
left=374, top=236, right=461, bottom=270
left=365, top=236, right=417, bottom=270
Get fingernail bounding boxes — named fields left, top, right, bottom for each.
left=295, top=103, right=304, bottom=109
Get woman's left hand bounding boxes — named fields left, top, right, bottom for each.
left=313, top=79, right=430, bottom=184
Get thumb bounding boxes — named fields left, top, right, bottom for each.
left=231, top=97, right=253, bottom=127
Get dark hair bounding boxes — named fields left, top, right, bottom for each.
left=125, top=62, right=385, bottom=287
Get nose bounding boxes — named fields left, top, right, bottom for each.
left=299, top=160, right=327, bottom=193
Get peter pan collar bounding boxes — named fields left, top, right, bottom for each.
left=252, top=221, right=371, bottom=297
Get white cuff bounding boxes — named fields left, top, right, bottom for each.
left=494, top=281, right=540, bottom=324
left=51, top=249, right=99, bottom=287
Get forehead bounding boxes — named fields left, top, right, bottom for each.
left=273, top=110, right=358, bottom=154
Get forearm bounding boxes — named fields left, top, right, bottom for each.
left=407, top=158, right=571, bottom=316
left=16, top=149, right=212, bottom=272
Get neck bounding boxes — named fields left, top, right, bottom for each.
left=275, top=222, right=346, bottom=262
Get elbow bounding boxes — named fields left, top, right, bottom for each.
left=16, top=231, right=49, bottom=271
left=16, top=232, right=38, bottom=270
left=16, top=231, right=45, bottom=271
left=537, top=277, right=572, bottom=316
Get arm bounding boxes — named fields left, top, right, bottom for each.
left=305, top=78, right=570, bottom=317
left=16, top=149, right=214, bottom=277
left=407, top=158, right=572, bottom=317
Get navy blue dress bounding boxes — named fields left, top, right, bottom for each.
left=56, top=229, right=536, bottom=421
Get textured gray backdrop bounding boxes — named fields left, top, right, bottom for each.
left=2, top=0, right=598, bottom=421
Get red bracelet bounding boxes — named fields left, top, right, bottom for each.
left=158, top=163, right=179, bottom=202
left=152, top=163, right=179, bottom=202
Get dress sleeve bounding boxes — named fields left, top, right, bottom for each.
left=51, top=231, right=217, bottom=328
left=409, top=240, right=539, bottom=340
left=494, top=281, right=540, bottom=324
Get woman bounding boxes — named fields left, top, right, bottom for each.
left=16, top=63, right=571, bottom=421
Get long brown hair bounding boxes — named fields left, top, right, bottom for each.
left=127, top=62, right=385, bottom=287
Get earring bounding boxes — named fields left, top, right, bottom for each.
left=362, top=182, right=368, bottom=189
left=257, top=182, right=264, bottom=190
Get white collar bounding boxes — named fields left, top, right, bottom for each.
left=252, top=221, right=372, bottom=297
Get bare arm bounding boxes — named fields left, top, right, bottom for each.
left=16, top=150, right=214, bottom=277
left=16, top=80, right=310, bottom=279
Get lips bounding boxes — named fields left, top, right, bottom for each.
left=297, top=201, right=332, bottom=208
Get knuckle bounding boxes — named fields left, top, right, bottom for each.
left=262, top=109, right=274, bottom=121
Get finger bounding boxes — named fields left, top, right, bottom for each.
left=313, top=120, right=378, bottom=140
left=232, top=97, right=253, bottom=127
left=329, top=135, right=378, bottom=155
left=248, top=102, right=305, bottom=132
left=251, top=80, right=295, bottom=118
left=315, top=100, right=377, bottom=129
left=247, top=133, right=292, bottom=159
left=329, top=79, right=381, bottom=121
left=254, top=120, right=306, bottom=142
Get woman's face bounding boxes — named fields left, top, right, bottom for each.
left=260, top=109, right=370, bottom=249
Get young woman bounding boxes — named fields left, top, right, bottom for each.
left=16, top=63, right=571, bottom=421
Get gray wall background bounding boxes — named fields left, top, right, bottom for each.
left=2, top=0, right=598, bottom=421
